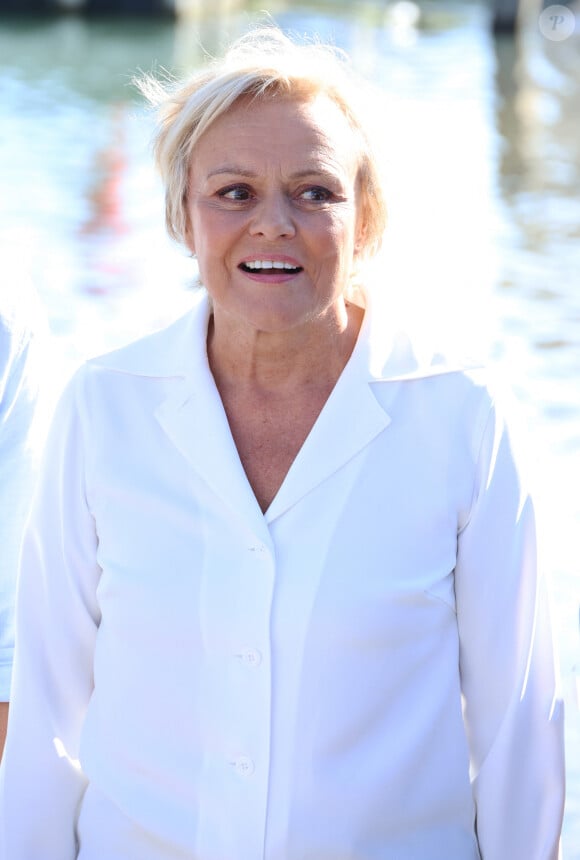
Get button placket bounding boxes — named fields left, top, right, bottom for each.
left=224, top=536, right=273, bottom=799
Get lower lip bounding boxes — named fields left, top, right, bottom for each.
left=240, top=268, right=302, bottom=284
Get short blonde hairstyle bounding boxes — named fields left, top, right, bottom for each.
left=137, top=26, right=387, bottom=261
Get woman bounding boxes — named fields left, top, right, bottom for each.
left=0, top=26, right=564, bottom=860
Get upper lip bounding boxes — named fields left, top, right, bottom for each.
left=238, top=254, right=303, bottom=269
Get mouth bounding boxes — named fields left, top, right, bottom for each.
left=239, top=260, right=303, bottom=275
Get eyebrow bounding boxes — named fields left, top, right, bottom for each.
left=206, top=166, right=343, bottom=181
left=207, top=166, right=256, bottom=179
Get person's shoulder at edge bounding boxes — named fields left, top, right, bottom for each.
left=0, top=279, right=47, bottom=362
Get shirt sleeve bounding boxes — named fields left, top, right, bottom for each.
left=455, top=392, right=565, bottom=860
left=0, top=309, right=44, bottom=701
left=0, top=366, right=101, bottom=860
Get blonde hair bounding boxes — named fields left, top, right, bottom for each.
left=136, top=26, right=387, bottom=262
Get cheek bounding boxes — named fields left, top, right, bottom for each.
left=326, top=217, right=359, bottom=264
left=205, top=211, right=249, bottom=253
left=312, top=210, right=356, bottom=251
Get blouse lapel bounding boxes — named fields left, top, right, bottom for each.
left=265, top=301, right=395, bottom=523
left=154, top=368, right=270, bottom=542
left=264, top=376, right=392, bottom=523
left=152, top=296, right=270, bottom=542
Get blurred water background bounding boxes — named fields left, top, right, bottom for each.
left=1, top=0, right=579, bottom=852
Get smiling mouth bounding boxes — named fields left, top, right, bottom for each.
left=240, top=260, right=303, bottom=274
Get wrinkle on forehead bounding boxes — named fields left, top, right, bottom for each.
left=189, top=93, right=361, bottom=185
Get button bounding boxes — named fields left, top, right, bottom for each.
left=236, top=648, right=262, bottom=667
left=231, top=756, right=255, bottom=776
left=248, top=544, right=266, bottom=553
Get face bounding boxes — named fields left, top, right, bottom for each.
left=185, top=93, right=366, bottom=335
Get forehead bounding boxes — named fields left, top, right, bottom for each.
left=190, top=93, right=360, bottom=180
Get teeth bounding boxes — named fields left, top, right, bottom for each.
left=244, top=260, right=299, bottom=270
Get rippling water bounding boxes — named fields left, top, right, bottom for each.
left=1, top=1, right=579, bottom=852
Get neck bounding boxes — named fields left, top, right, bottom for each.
left=207, top=300, right=364, bottom=394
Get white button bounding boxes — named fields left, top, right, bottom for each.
left=236, top=648, right=262, bottom=667
left=231, top=756, right=255, bottom=776
left=248, top=544, right=266, bottom=553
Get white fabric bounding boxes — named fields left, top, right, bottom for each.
left=0, top=285, right=47, bottom=700
left=0, top=291, right=564, bottom=859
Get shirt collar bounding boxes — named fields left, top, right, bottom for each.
left=89, top=286, right=482, bottom=383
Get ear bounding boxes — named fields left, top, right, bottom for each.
left=184, top=216, right=195, bottom=256
left=354, top=220, right=368, bottom=258
left=354, top=189, right=369, bottom=253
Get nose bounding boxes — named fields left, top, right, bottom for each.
left=248, top=193, right=296, bottom=239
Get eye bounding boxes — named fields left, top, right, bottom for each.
left=299, top=186, right=334, bottom=203
left=218, top=184, right=254, bottom=202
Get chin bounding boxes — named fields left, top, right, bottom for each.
left=237, top=295, right=322, bottom=332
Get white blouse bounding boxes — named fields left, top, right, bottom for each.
left=0, top=291, right=564, bottom=859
